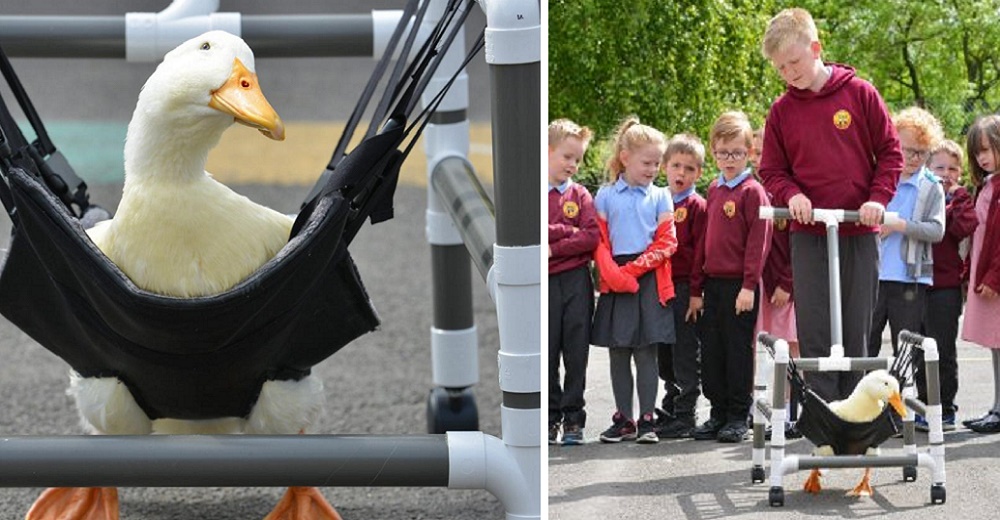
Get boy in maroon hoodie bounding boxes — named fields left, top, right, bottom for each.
left=691, top=111, right=771, bottom=443
left=758, top=8, right=903, bottom=401
left=548, top=119, right=599, bottom=445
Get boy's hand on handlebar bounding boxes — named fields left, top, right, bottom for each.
left=859, top=201, right=885, bottom=227
left=788, top=193, right=813, bottom=225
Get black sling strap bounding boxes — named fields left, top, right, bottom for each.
left=0, top=45, right=92, bottom=218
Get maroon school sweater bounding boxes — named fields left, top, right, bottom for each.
left=671, top=192, right=707, bottom=284
left=692, top=176, right=771, bottom=295
left=759, top=63, right=902, bottom=236
left=932, top=187, right=978, bottom=289
left=761, top=217, right=793, bottom=298
left=549, top=181, right=599, bottom=275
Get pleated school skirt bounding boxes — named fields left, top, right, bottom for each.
left=591, top=255, right=675, bottom=348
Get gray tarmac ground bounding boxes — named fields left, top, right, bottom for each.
left=549, top=326, right=1000, bottom=519
left=0, top=182, right=505, bottom=519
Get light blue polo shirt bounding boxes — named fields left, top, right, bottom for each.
left=595, top=177, right=672, bottom=255
left=549, top=179, right=570, bottom=194
left=717, top=169, right=754, bottom=189
left=880, top=168, right=931, bottom=284
left=672, top=186, right=696, bottom=205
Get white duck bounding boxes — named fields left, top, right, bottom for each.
left=27, top=31, right=340, bottom=520
left=802, top=369, right=907, bottom=497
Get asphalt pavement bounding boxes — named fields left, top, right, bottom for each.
left=0, top=182, right=505, bottom=519
left=549, top=324, right=1000, bottom=519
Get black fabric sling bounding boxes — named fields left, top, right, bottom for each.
left=0, top=0, right=484, bottom=421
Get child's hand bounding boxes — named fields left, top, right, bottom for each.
left=788, top=193, right=813, bottom=224
left=686, top=296, right=704, bottom=322
left=771, top=287, right=791, bottom=307
left=735, top=288, right=755, bottom=314
left=978, top=284, right=999, bottom=300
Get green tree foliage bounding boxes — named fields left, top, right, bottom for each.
left=550, top=0, right=1000, bottom=193
left=549, top=0, right=783, bottom=192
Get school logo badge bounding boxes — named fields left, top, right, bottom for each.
left=675, top=206, right=688, bottom=223
left=776, top=218, right=788, bottom=231
left=723, top=200, right=736, bottom=218
left=833, top=109, right=852, bottom=130
left=563, top=201, right=579, bottom=219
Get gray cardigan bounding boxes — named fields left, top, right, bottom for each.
left=899, top=167, right=945, bottom=279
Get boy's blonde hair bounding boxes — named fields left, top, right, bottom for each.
left=664, top=133, right=706, bottom=167
left=709, top=111, right=753, bottom=150
left=893, top=107, right=944, bottom=151
left=548, top=118, right=593, bottom=147
left=604, top=115, right=666, bottom=182
left=762, top=8, right=819, bottom=59
left=929, top=138, right=964, bottom=165
left=966, top=114, right=1000, bottom=189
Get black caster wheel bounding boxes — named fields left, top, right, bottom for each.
left=768, top=486, right=784, bottom=507
left=903, top=465, right=918, bottom=482
left=930, top=484, right=946, bottom=504
left=751, top=466, right=765, bottom=484
left=426, top=386, right=479, bottom=433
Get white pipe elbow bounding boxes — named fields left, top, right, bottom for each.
left=126, top=0, right=240, bottom=62
left=448, top=432, right=538, bottom=519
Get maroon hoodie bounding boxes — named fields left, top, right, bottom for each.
left=759, top=63, right=903, bottom=236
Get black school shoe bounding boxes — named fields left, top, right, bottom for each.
left=692, top=416, right=726, bottom=440
left=658, top=414, right=696, bottom=439
left=963, top=411, right=998, bottom=428
left=717, top=421, right=749, bottom=443
left=968, top=412, right=1000, bottom=434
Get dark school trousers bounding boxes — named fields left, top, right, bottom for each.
left=658, top=280, right=701, bottom=417
left=869, top=281, right=927, bottom=357
left=921, top=286, right=962, bottom=412
left=791, top=232, right=880, bottom=402
left=548, top=265, right=594, bottom=428
left=700, top=277, right=758, bottom=423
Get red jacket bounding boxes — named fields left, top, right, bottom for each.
left=759, top=63, right=902, bottom=236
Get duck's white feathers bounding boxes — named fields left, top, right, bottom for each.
left=88, top=174, right=292, bottom=298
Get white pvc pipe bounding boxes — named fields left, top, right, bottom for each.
left=447, top=432, right=536, bottom=519
left=475, top=0, right=540, bottom=65
left=125, top=0, right=240, bottom=62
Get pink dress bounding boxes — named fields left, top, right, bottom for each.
left=962, top=176, right=1000, bottom=348
left=755, top=282, right=798, bottom=343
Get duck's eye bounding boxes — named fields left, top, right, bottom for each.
left=200, top=42, right=211, bottom=51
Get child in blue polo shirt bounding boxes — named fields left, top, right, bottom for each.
left=869, top=107, right=945, bottom=360
left=591, top=116, right=677, bottom=444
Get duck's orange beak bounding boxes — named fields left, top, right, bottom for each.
left=888, top=391, right=906, bottom=417
left=208, top=58, right=285, bottom=141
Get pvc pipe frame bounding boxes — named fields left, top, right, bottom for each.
left=0, top=1, right=543, bottom=519
left=756, top=334, right=947, bottom=492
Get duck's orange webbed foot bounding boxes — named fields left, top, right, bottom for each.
left=264, top=486, right=343, bottom=520
left=803, top=468, right=823, bottom=494
left=26, top=487, right=119, bottom=520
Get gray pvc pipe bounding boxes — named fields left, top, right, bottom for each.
left=0, top=435, right=449, bottom=488
left=798, top=454, right=919, bottom=469
left=430, top=156, right=495, bottom=281
left=0, top=15, right=373, bottom=58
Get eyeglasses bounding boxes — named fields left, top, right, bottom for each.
left=902, top=147, right=929, bottom=160
left=713, top=149, right=748, bottom=161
